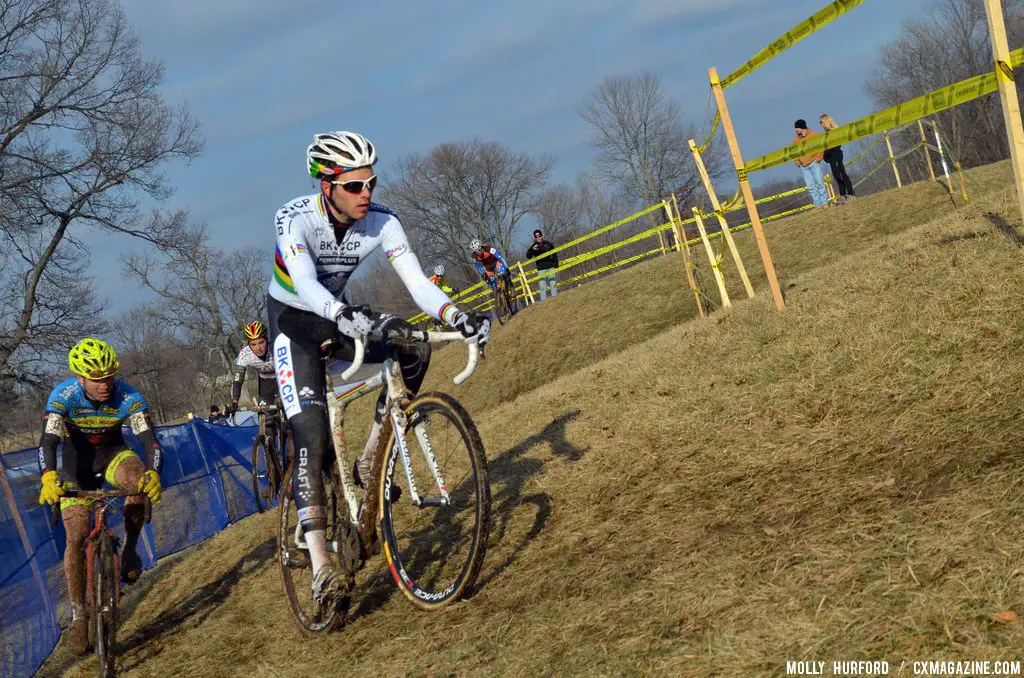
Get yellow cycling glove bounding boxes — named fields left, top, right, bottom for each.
left=39, top=470, right=64, bottom=505
left=137, top=470, right=162, bottom=503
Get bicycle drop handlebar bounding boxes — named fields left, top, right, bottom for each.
left=51, top=489, right=153, bottom=527
left=340, top=330, right=480, bottom=385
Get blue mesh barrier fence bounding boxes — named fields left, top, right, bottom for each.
left=0, top=418, right=262, bottom=678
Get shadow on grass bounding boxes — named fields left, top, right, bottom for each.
left=983, top=211, right=1024, bottom=246
left=348, top=410, right=587, bottom=623
left=113, top=536, right=276, bottom=672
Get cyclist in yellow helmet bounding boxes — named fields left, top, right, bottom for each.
left=428, top=264, right=456, bottom=296
left=225, top=321, right=276, bottom=419
left=38, top=338, right=164, bottom=655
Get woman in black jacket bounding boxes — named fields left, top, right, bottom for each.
left=820, top=113, right=856, bottom=204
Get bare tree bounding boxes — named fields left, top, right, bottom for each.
left=865, top=0, right=1024, bottom=169
left=113, top=306, right=178, bottom=422
left=383, top=140, right=554, bottom=283
left=580, top=73, right=723, bottom=208
left=121, top=216, right=269, bottom=375
left=533, top=184, right=587, bottom=246
left=0, top=0, right=203, bottom=383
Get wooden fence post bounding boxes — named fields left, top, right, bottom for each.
left=884, top=131, right=903, bottom=188
left=692, top=208, right=731, bottom=309
left=664, top=198, right=705, bottom=317
left=918, top=119, right=936, bottom=182
left=708, top=66, right=784, bottom=309
left=984, top=0, right=1024, bottom=223
left=517, top=262, right=535, bottom=305
left=930, top=120, right=956, bottom=197
left=687, top=138, right=755, bottom=299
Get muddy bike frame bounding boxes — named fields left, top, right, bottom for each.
left=288, top=329, right=479, bottom=555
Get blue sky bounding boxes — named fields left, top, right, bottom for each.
left=95, top=0, right=933, bottom=311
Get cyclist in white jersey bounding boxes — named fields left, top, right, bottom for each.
left=225, top=321, right=277, bottom=418
left=266, top=130, right=490, bottom=605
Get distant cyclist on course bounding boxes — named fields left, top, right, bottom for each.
left=471, top=239, right=516, bottom=313
left=266, top=130, right=491, bottom=605
left=428, top=264, right=456, bottom=295
left=225, top=321, right=277, bottom=419
left=37, top=338, right=163, bottom=655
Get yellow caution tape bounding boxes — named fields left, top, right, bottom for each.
left=696, top=112, right=721, bottom=154
left=745, top=45, right=1024, bottom=173
left=997, top=59, right=1015, bottom=83
left=720, top=187, right=743, bottom=212
left=407, top=181, right=818, bottom=325
left=721, top=0, right=866, bottom=89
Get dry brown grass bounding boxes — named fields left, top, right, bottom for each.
left=423, top=161, right=1016, bottom=414
left=39, top=164, right=1024, bottom=676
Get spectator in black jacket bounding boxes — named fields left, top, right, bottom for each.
left=526, top=229, right=559, bottom=300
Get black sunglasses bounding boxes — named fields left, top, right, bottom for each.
left=330, top=175, right=378, bottom=194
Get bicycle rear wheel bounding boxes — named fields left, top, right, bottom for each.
left=94, top=533, right=118, bottom=678
left=278, top=458, right=349, bottom=636
left=378, top=392, right=490, bottom=610
left=251, top=435, right=274, bottom=513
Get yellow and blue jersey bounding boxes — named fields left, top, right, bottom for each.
left=43, top=378, right=148, bottom=458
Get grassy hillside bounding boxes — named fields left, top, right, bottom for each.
left=41, top=166, right=1024, bottom=676
left=423, top=161, right=1014, bottom=414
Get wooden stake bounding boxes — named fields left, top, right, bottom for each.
left=918, top=119, right=936, bottom=182
left=884, top=132, right=903, bottom=188
left=692, top=208, right=731, bottom=309
left=931, top=120, right=956, bottom=197
left=657, top=229, right=667, bottom=254
left=954, top=161, right=969, bottom=202
left=517, top=262, right=535, bottom=305
left=824, top=174, right=836, bottom=203
left=708, top=66, right=784, bottom=310
left=663, top=200, right=682, bottom=253
left=687, top=138, right=755, bottom=298
left=667, top=196, right=705, bottom=317
left=984, top=0, right=1024, bottom=224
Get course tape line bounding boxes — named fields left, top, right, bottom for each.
left=406, top=184, right=809, bottom=324
left=745, top=46, right=1024, bottom=173
left=721, top=0, right=865, bottom=89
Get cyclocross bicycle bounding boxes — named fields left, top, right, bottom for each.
left=53, top=488, right=152, bottom=678
left=492, top=274, right=516, bottom=325
left=277, top=329, right=490, bottom=635
left=251, top=398, right=288, bottom=513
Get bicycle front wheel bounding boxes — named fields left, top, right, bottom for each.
left=378, top=392, right=491, bottom=610
left=95, top=533, right=119, bottom=678
left=493, top=285, right=509, bottom=325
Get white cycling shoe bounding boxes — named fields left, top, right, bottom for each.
left=311, top=566, right=344, bottom=605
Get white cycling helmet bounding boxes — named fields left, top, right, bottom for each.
left=469, top=238, right=482, bottom=251
left=432, top=264, right=445, bottom=276
left=307, top=131, right=377, bottom=179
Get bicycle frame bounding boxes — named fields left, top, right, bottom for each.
left=289, top=331, right=478, bottom=558
left=84, top=500, right=119, bottom=613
